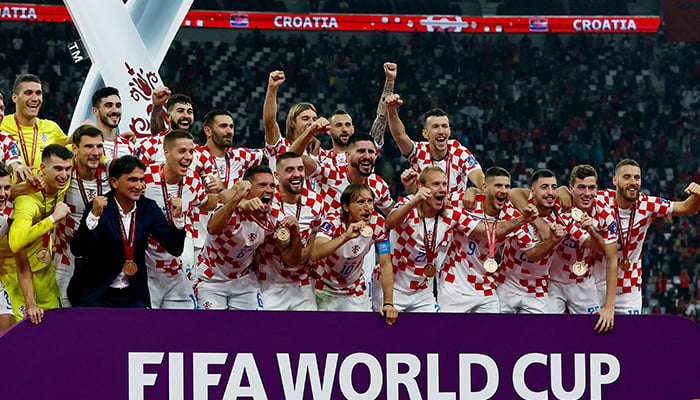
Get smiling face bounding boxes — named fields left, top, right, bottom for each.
left=531, top=176, right=558, bottom=211
left=93, top=94, right=122, bottom=129
left=168, top=102, right=194, bottom=132
left=419, top=169, right=448, bottom=213
left=0, top=175, right=10, bottom=210
left=343, top=188, right=374, bottom=223
left=13, top=81, right=43, bottom=122
left=164, top=137, right=194, bottom=178
left=483, top=175, right=511, bottom=213
left=41, top=154, right=72, bottom=193
left=276, top=156, right=305, bottom=196
left=422, top=115, right=450, bottom=154
left=291, top=109, right=317, bottom=140
left=348, top=140, right=376, bottom=177
left=0, top=96, right=5, bottom=125
left=613, top=164, right=641, bottom=203
left=570, top=176, right=598, bottom=212
left=248, top=172, right=276, bottom=213
left=111, top=167, right=146, bottom=204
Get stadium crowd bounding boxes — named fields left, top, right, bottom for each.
left=1, top=19, right=699, bottom=334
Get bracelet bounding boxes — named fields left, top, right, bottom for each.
left=383, top=303, right=394, bottom=307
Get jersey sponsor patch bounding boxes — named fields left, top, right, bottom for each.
left=319, top=221, right=333, bottom=235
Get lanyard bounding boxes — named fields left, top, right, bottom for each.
left=614, top=200, right=637, bottom=263
left=14, top=115, right=38, bottom=167
left=119, top=208, right=137, bottom=261
left=159, top=166, right=183, bottom=225
left=422, top=214, right=440, bottom=264
left=75, top=167, right=104, bottom=206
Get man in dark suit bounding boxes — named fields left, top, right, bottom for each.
left=68, top=155, right=185, bottom=307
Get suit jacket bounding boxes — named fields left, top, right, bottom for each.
left=68, top=191, right=185, bottom=307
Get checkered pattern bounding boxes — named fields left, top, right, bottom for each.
left=599, top=189, right=672, bottom=294
left=255, top=188, right=325, bottom=284
left=0, top=204, right=13, bottom=239
left=266, top=137, right=319, bottom=191
left=0, top=131, right=21, bottom=166
left=136, top=134, right=165, bottom=166
left=441, top=197, right=534, bottom=297
left=103, top=136, right=136, bottom=158
left=310, top=159, right=392, bottom=214
left=197, top=211, right=277, bottom=283
left=407, top=139, right=481, bottom=191
left=391, top=197, right=478, bottom=294
left=143, top=164, right=207, bottom=278
left=317, top=147, right=348, bottom=165
left=53, top=168, right=111, bottom=270
left=312, top=212, right=387, bottom=296
left=498, top=206, right=590, bottom=297
left=191, top=145, right=266, bottom=248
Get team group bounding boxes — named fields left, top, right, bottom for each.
left=0, top=63, right=698, bottom=335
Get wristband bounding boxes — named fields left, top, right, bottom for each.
left=383, top=303, right=394, bottom=307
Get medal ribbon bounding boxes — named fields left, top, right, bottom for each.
left=482, top=211, right=498, bottom=259
left=14, top=114, right=38, bottom=167
left=220, top=152, right=231, bottom=188
left=159, top=166, right=184, bottom=225
left=422, top=214, right=440, bottom=265
left=614, top=200, right=636, bottom=265
left=41, top=191, right=59, bottom=252
left=119, top=208, right=137, bottom=262
left=278, top=193, right=302, bottom=221
left=249, top=211, right=277, bottom=232
left=75, top=167, right=103, bottom=206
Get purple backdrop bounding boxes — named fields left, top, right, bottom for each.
left=0, top=309, right=698, bottom=399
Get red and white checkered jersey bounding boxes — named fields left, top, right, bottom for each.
left=312, top=211, right=388, bottom=296
left=255, top=188, right=325, bottom=285
left=0, top=131, right=22, bottom=166
left=317, top=147, right=347, bottom=165
left=142, top=164, right=208, bottom=277
left=266, top=136, right=319, bottom=191
left=391, top=196, right=478, bottom=294
left=103, top=135, right=136, bottom=159
left=441, top=195, right=534, bottom=297
left=0, top=203, right=14, bottom=239
left=551, top=198, right=619, bottom=284
left=599, top=189, right=672, bottom=294
left=310, top=159, right=392, bottom=214
left=498, top=208, right=590, bottom=297
left=54, top=168, right=111, bottom=269
left=136, top=134, right=165, bottom=166
left=197, top=210, right=277, bottom=283
left=191, top=145, right=266, bottom=248
left=406, top=139, right=481, bottom=191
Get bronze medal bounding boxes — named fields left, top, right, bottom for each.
left=36, top=248, right=51, bottom=263
left=123, top=260, right=138, bottom=276
left=620, top=257, right=631, bottom=271
left=570, top=208, right=585, bottom=222
left=484, top=257, right=499, bottom=273
left=424, top=263, right=437, bottom=277
left=275, top=226, right=291, bottom=242
left=360, top=225, right=373, bottom=238
left=571, top=261, right=587, bottom=277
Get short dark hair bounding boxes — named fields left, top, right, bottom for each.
left=331, top=109, right=352, bottom=120
left=615, top=159, right=640, bottom=175
left=203, top=109, right=233, bottom=129
left=109, top=155, right=146, bottom=180
left=530, top=169, right=556, bottom=186
left=423, top=108, right=449, bottom=127
left=163, top=129, right=194, bottom=150
left=91, top=87, right=120, bottom=108
left=166, top=94, right=193, bottom=112
left=485, top=166, right=511, bottom=181
left=347, top=133, right=374, bottom=149
left=13, top=74, right=41, bottom=94
left=242, top=165, right=273, bottom=182
left=570, top=164, right=598, bottom=185
left=42, top=144, right=73, bottom=163
left=276, top=152, right=301, bottom=169
left=72, top=124, right=104, bottom=146
left=0, top=162, right=12, bottom=178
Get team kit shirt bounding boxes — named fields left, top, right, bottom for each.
left=103, top=135, right=136, bottom=159
left=53, top=166, right=111, bottom=305
left=406, top=139, right=480, bottom=191
left=136, top=134, right=165, bottom=166
left=143, top=165, right=208, bottom=308
left=391, top=197, right=479, bottom=310
left=0, top=131, right=22, bottom=167
left=498, top=207, right=590, bottom=299
left=317, top=147, right=347, bottom=166
left=0, top=204, right=14, bottom=316
left=266, top=136, right=319, bottom=190
left=256, top=188, right=324, bottom=286
left=599, top=189, right=673, bottom=312
left=0, top=115, right=67, bottom=170
left=440, top=195, right=534, bottom=301
left=313, top=212, right=389, bottom=297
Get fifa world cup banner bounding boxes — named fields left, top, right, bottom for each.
left=1, top=309, right=699, bottom=399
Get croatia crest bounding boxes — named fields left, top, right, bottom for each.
left=247, top=232, right=257, bottom=245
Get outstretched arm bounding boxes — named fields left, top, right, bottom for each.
left=263, top=71, right=286, bottom=146
left=672, top=182, right=700, bottom=216
left=385, top=94, right=414, bottom=157
left=368, top=62, right=397, bottom=149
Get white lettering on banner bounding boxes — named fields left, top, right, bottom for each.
left=573, top=18, right=638, bottom=31
left=0, top=6, right=37, bottom=19
left=273, top=15, right=338, bottom=29
left=128, top=351, right=621, bottom=399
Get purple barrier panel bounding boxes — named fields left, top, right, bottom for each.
left=0, top=308, right=699, bottom=399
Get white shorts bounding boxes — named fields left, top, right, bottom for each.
left=54, top=259, right=73, bottom=308
left=498, top=285, right=548, bottom=314
left=314, top=286, right=371, bottom=312
left=196, top=273, right=263, bottom=311
left=615, top=290, right=642, bottom=315
left=393, top=288, right=439, bottom=313
left=0, top=280, right=12, bottom=316
left=261, top=281, right=317, bottom=311
left=548, top=279, right=600, bottom=314
left=439, top=291, right=499, bottom=313
left=148, top=268, right=196, bottom=309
